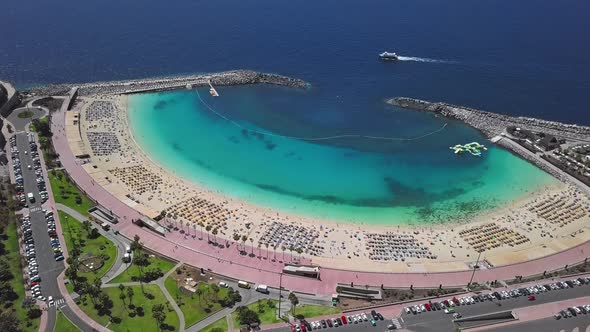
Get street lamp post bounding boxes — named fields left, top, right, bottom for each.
left=468, top=251, right=482, bottom=290
left=278, top=273, right=283, bottom=320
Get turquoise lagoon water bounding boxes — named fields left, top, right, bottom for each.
left=127, top=86, right=556, bottom=225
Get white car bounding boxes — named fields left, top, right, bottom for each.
left=459, top=298, right=465, bottom=305
left=361, top=313, right=368, bottom=321
left=404, top=307, right=411, bottom=314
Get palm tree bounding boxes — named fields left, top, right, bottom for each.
left=126, top=286, right=135, bottom=306
left=257, top=243, right=262, bottom=257
left=296, top=248, right=303, bottom=261
left=205, top=225, right=212, bottom=242
left=241, top=235, right=248, bottom=252
left=199, top=221, right=204, bottom=240
left=282, top=246, right=286, bottom=261
left=185, top=221, right=190, bottom=235
left=195, top=288, right=203, bottom=306
left=192, top=223, right=197, bottom=237
left=288, top=292, right=299, bottom=315
left=273, top=244, right=278, bottom=260
left=152, top=303, right=166, bottom=332
left=82, top=220, right=92, bottom=236
left=212, top=228, right=219, bottom=244
left=265, top=243, right=270, bottom=259
left=233, top=233, right=240, bottom=251
left=249, top=238, right=254, bottom=256
left=289, top=245, right=294, bottom=262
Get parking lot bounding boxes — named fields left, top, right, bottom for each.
left=10, top=130, right=65, bottom=331
left=489, top=314, right=590, bottom=332
left=401, top=278, right=590, bottom=332
left=262, top=309, right=401, bottom=332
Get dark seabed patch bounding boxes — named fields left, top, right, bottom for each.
left=254, top=177, right=466, bottom=209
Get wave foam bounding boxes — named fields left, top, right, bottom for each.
left=396, top=56, right=454, bottom=64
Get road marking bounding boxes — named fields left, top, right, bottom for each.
left=49, top=298, right=65, bottom=307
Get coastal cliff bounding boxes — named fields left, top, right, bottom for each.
left=389, top=97, right=590, bottom=141
left=23, top=70, right=308, bottom=97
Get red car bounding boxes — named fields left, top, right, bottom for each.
left=425, top=303, right=431, bottom=311
left=290, top=326, right=296, bottom=332
left=528, top=295, right=536, bottom=301
left=452, top=297, right=460, bottom=305
left=341, top=315, right=348, bottom=324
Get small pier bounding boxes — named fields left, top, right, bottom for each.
left=490, top=135, right=503, bottom=143
left=208, top=80, right=219, bottom=97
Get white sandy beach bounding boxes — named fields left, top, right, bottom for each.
left=61, top=94, right=590, bottom=272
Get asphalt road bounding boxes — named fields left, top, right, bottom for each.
left=489, top=315, right=590, bottom=332
left=12, top=126, right=95, bottom=332
left=401, top=283, right=590, bottom=332
left=265, top=316, right=393, bottom=332
left=14, top=130, right=62, bottom=331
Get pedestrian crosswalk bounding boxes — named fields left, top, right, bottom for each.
left=49, top=298, right=65, bottom=307
left=391, top=318, right=403, bottom=329
left=30, top=207, right=42, bottom=213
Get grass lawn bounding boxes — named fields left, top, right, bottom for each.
left=54, top=311, right=81, bottom=332
left=78, top=284, right=179, bottom=332
left=49, top=169, right=94, bottom=216
left=18, top=110, right=34, bottom=118
left=294, top=304, right=341, bottom=319
left=59, top=211, right=117, bottom=280
left=5, top=222, right=41, bottom=332
left=202, top=317, right=229, bottom=332
left=111, top=252, right=176, bottom=284
left=65, top=281, right=75, bottom=294
left=232, top=299, right=281, bottom=327
left=164, top=276, right=229, bottom=327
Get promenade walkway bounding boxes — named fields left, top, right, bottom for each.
left=50, top=101, right=590, bottom=296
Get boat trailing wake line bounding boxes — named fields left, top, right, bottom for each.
left=194, top=89, right=447, bottom=142
left=396, top=56, right=455, bottom=64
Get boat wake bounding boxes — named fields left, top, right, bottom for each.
left=396, top=56, right=454, bottom=64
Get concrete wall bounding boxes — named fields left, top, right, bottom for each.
left=0, top=81, right=19, bottom=118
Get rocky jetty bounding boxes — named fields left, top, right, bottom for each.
left=23, top=70, right=308, bottom=97
left=389, top=97, right=590, bottom=141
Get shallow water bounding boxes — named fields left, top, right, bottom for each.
left=128, top=87, right=556, bottom=225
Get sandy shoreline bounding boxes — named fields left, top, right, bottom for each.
left=63, top=93, right=590, bottom=272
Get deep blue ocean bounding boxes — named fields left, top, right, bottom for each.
left=2, top=0, right=589, bottom=123
left=2, top=0, right=589, bottom=223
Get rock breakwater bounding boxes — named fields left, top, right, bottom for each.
left=389, top=97, right=590, bottom=141
left=23, top=70, right=308, bottom=97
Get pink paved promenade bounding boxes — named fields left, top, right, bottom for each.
left=51, top=102, right=590, bottom=296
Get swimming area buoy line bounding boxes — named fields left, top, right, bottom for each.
left=194, top=88, right=447, bottom=142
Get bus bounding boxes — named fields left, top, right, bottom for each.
left=238, top=280, right=251, bottom=289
